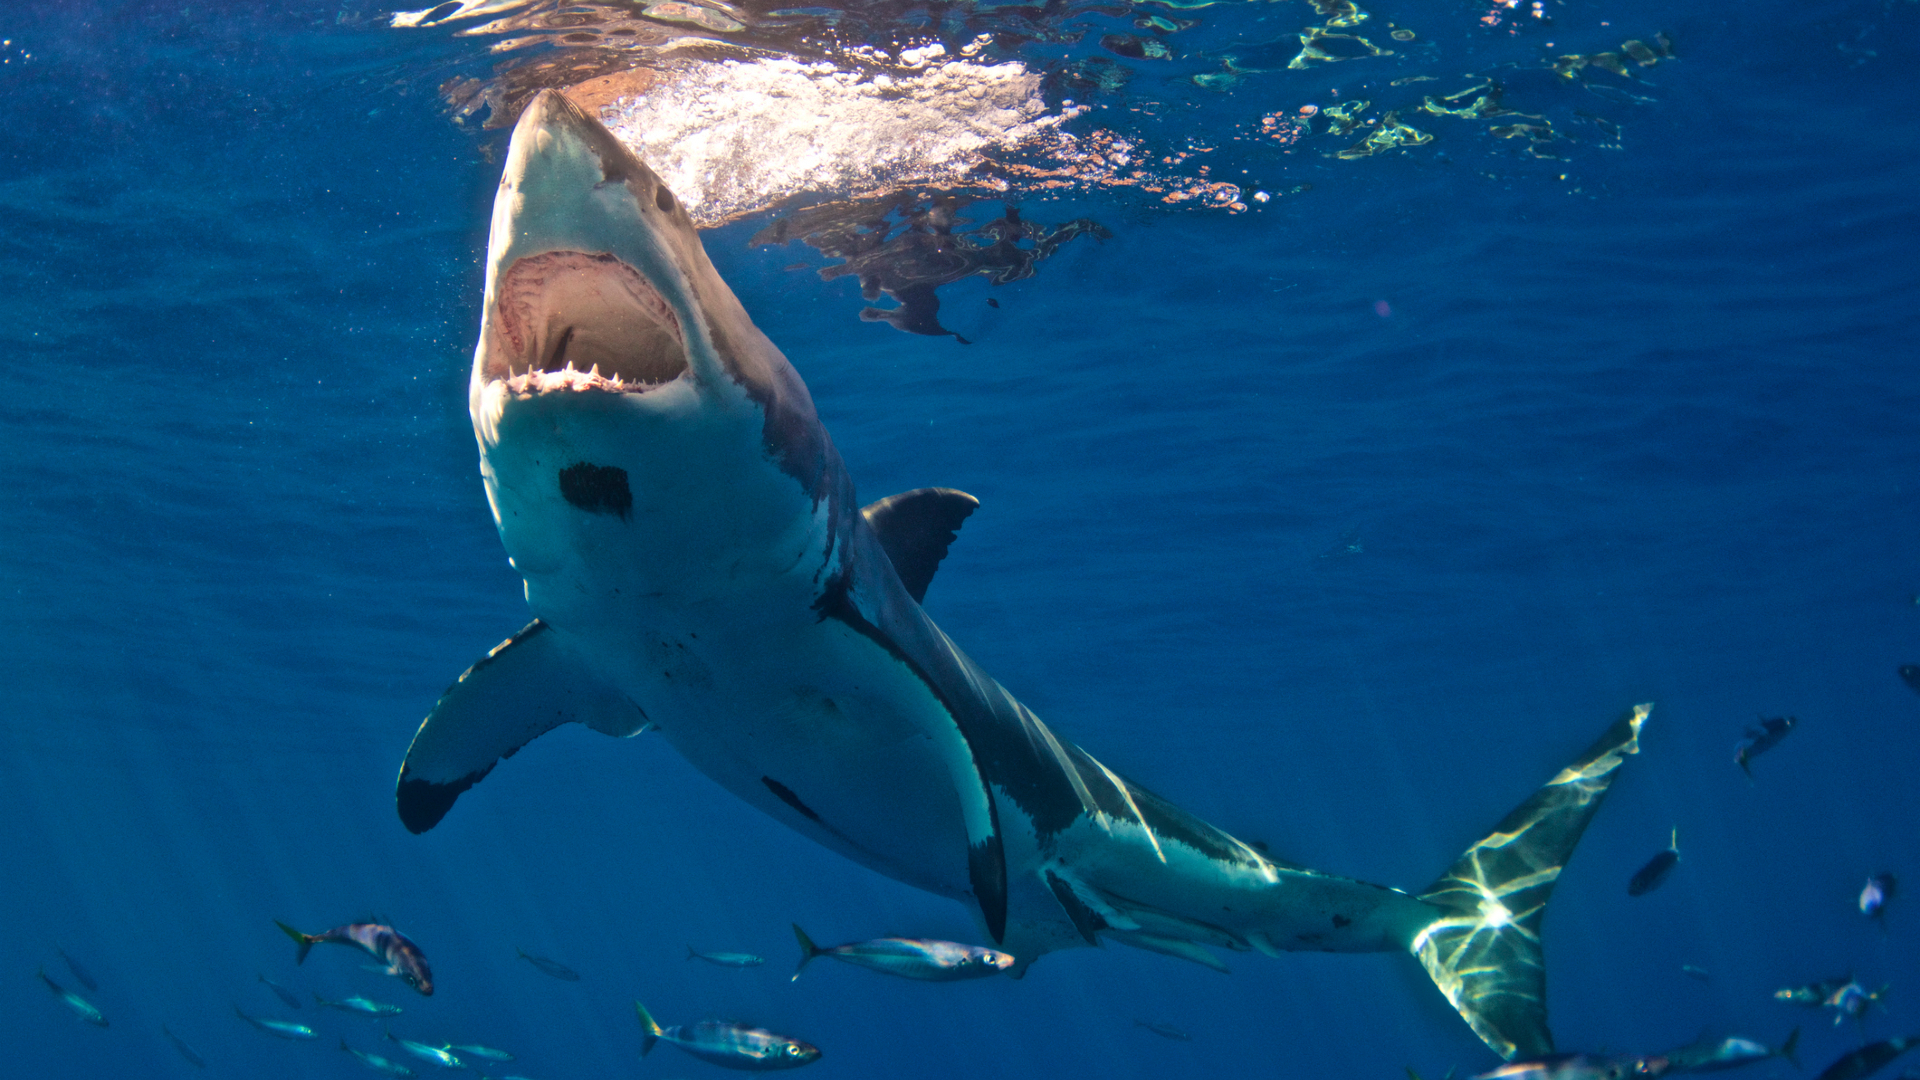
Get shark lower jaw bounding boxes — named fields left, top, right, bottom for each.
left=481, top=248, right=691, bottom=398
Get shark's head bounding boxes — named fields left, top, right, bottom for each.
left=470, top=89, right=833, bottom=498
left=466, top=91, right=845, bottom=611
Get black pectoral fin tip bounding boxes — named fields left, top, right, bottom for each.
left=396, top=765, right=492, bottom=834
left=970, top=837, right=1009, bottom=944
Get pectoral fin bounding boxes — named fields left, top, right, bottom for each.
left=861, top=488, right=979, bottom=604
left=396, top=620, right=649, bottom=833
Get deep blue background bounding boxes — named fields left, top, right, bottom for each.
left=3, top=1, right=1917, bottom=1077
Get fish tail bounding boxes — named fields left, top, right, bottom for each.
left=686, top=945, right=697, bottom=961
left=791, top=924, right=821, bottom=981
left=275, top=920, right=315, bottom=964
left=1410, top=704, right=1650, bottom=1061
left=340, top=1038, right=352, bottom=1053
left=1778, top=1026, right=1800, bottom=1067
left=633, top=1001, right=662, bottom=1056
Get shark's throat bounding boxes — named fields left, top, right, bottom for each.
left=491, top=250, right=687, bottom=390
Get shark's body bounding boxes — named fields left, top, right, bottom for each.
left=396, top=90, right=1649, bottom=1062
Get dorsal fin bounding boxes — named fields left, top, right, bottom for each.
left=861, top=488, right=979, bottom=603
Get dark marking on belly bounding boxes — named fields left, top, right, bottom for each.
left=559, top=462, right=632, bottom=519
left=762, top=777, right=822, bottom=823
left=1331, top=914, right=1352, bottom=928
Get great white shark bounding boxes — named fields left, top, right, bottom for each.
left=397, top=89, right=1650, bottom=1062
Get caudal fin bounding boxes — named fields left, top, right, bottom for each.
left=1778, top=1026, right=1800, bottom=1067
left=1410, top=704, right=1650, bottom=1061
left=633, top=1001, right=662, bottom=1056
left=275, top=920, right=315, bottom=964
left=791, top=924, right=822, bottom=982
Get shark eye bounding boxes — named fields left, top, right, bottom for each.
left=655, top=186, right=675, bottom=214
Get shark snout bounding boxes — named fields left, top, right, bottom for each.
left=476, top=91, right=713, bottom=397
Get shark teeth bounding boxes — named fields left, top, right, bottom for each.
left=500, top=365, right=645, bottom=396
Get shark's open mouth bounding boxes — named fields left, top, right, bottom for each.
left=489, top=250, right=686, bottom=392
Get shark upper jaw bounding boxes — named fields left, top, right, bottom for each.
left=470, top=91, right=727, bottom=438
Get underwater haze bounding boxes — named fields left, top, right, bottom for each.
left=3, top=0, right=1918, bottom=1078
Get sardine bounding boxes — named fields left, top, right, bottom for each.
left=342, top=1038, right=420, bottom=1078
left=1681, top=965, right=1711, bottom=982
left=1655, top=1027, right=1798, bottom=1074
left=386, top=1029, right=464, bottom=1069
left=1734, top=715, right=1796, bottom=780
left=688, top=946, right=766, bottom=968
left=635, top=1000, right=821, bottom=1070
left=162, top=1023, right=209, bottom=1068
left=1135, top=1019, right=1193, bottom=1041
left=276, top=919, right=433, bottom=996
left=1812, top=1035, right=1920, bottom=1080
left=790, top=924, right=1014, bottom=982
left=258, top=972, right=302, bottom=1008
left=1628, top=828, right=1680, bottom=896
left=1861, top=874, right=1898, bottom=920
left=515, top=946, right=580, bottom=981
left=234, top=1004, right=316, bottom=1039
left=449, top=1042, right=515, bottom=1061
left=57, top=948, right=98, bottom=992
left=37, top=969, right=107, bottom=1027
left=316, top=991, right=404, bottom=1016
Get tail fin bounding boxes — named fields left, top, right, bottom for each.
left=1411, top=704, right=1650, bottom=1061
left=274, top=921, right=314, bottom=965
left=1778, top=1026, right=1800, bottom=1067
left=634, top=1001, right=662, bottom=1056
left=791, top=924, right=822, bottom=982
left=686, top=946, right=696, bottom=961
left=340, top=1038, right=352, bottom=1053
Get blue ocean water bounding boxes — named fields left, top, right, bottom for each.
left=3, top=0, right=1917, bottom=1077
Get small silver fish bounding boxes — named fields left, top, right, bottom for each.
left=1135, top=1019, right=1193, bottom=1041
left=57, top=948, right=98, bottom=992
left=636, top=1000, right=821, bottom=1071
left=1627, top=828, right=1680, bottom=896
left=234, top=1004, right=316, bottom=1039
left=38, top=969, right=107, bottom=1027
left=448, top=1042, right=515, bottom=1061
left=1776, top=974, right=1854, bottom=1007
left=342, top=1038, right=420, bottom=1078
left=258, top=972, right=302, bottom=1008
left=1681, top=965, right=1712, bottom=982
left=1475, top=1054, right=1647, bottom=1080
left=387, top=1030, right=464, bottom=1069
left=515, top=946, right=580, bottom=981
left=1825, top=979, right=1889, bottom=1026
left=163, top=1024, right=209, bottom=1068
left=688, top=946, right=766, bottom=968
left=316, top=991, right=404, bottom=1016
left=1654, top=1027, right=1798, bottom=1074
left=1734, top=715, right=1796, bottom=780
left=1812, top=1035, right=1920, bottom=1080
left=1862, top=874, right=1898, bottom=920
left=790, top=924, right=1013, bottom=982
left=278, top=920, right=434, bottom=996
